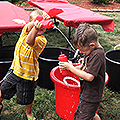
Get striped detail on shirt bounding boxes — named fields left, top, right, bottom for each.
left=11, top=23, right=47, bottom=81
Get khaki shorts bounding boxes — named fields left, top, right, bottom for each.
left=74, top=100, right=100, bottom=120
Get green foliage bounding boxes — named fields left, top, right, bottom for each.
left=2, top=87, right=63, bottom=120
left=68, top=0, right=81, bottom=4
left=115, top=0, right=120, bottom=3
left=4, top=0, right=25, bottom=3
left=99, top=87, right=120, bottom=120
left=91, top=0, right=110, bottom=4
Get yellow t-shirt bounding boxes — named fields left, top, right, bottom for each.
left=11, top=23, right=47, bottom=81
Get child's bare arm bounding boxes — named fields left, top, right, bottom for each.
left=75, top=65, right=81, bottom=70
left=26, top=20, right=42, bottom=46
left=26, top=21, right=35, bottom=33
left=26, top=11, right=50, bottom=46
left=69, top=65, right=94, bottom=82
left=59, top=62, right=94, bottom=82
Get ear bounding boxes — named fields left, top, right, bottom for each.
left=89, top=42, right=96, bottom=49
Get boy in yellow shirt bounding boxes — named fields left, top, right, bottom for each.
left=0, top=9, right=49, bottom=120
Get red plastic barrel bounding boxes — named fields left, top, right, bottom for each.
left=50, top=65, right=109, bottom=120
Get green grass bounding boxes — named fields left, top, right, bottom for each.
left=1, top=12, right=120, bottom=120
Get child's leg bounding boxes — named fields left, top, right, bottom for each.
left=0, top=69, right=17, bottom=113
left=26, top=102, right=32, bottom=115
left=0, top=90, right=3, bottom=102
left=75, top=100, right=100, bottom=120
left=26, top=103, right=36, bottom=120
left=93, top=114, right=101, bottom=120
left=0, top=91, right=3, bottom=111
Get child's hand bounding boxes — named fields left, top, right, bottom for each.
left=68, top=60, right=72, bottom=65
left=34, top=20, right=46, bottom=35
left=34, top=20, right=42, bottom=30
left=43, top=12, right=50, bottom=20
left=59, top=62, right=66, bottom=70
left=59, top=61, right=73, bottom=70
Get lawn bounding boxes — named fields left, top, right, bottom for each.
left=0, top=12, right=120, bottom=120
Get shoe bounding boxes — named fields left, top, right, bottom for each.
left=0, top=103, right=3, bottom=114
left=27, top=113, right=36, bottom=120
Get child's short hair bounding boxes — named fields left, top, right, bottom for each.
left=72, top=23, right=98, bottom=47
left=30, top=9, right=44, bottom=22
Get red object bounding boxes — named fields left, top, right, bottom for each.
left=42, top=19, right=53, bottom=28
left=50, top=63, right=109, bottom=120
left=50, top=65, right=80, bottom=120
left=58, top=52, right=69, bottom=76
left=48, top=8, right=64, bottom=17
left=28, top=0, right=114, bottom=32
left=34, top=15, right=43, bottom=22
left=34, top=15, right=54, bottom=28
left=58, top=52, right=67, bottom=62
left=0, top=1, right=30, bottom=35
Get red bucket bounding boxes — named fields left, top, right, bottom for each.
left=50, top=65, right=81, bottom=120
left=50, top=65, right=109, bottom=120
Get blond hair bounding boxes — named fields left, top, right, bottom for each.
left=29, top=9, right=44, bottom=22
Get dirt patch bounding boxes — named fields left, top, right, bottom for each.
left=17, top=0, right=120, bottom=10
left=70, top=0, right=120, bottom=10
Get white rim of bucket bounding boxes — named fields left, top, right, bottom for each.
left=105, top=50, right=120, bottom=65
left=63, top=76, right=80, bottom=87
left=114, top=44, right=120, bottom=50
left=0, top=61, right=12, bottom=63
left=39, top=46, right=76, bottom=62
left=105, top=72, right=109, bottom=85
